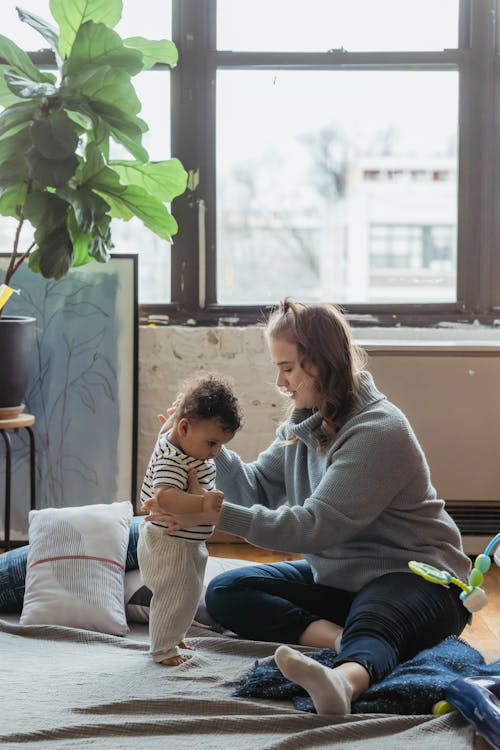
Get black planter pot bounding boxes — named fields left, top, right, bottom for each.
left=0, top=316, right=36, bottom=418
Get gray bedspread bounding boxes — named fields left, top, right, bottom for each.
left=0, top=617, right=487, bottom=749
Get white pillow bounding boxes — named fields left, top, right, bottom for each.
left=125, top=555, right=256, bottom=628
left=20, top=501, right=133, bottom=635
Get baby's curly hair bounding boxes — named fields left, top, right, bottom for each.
left=176, top=373, right=243, bottom=434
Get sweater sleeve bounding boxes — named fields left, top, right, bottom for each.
left=215, top=428, right=288, bottom=511
left=218, top=411, right=422, bottom=552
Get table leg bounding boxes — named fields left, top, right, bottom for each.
left=26, top=426, right=36, bottom=511
left=0, top=429, right=12, bottom=551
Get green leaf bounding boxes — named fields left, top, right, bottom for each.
left=17, top=7, right=60, bottom=57
left=5, top=71, right=57, bottom=99
left=109, top=124, right=148, bottom=162
left=76, top=141, right=105, bottom=182
left=0, top=66, right=25, bottom=107
left=89, top=214, right=112, bottom=262
left=93, top=191, right=132, bottom=220
left=85, top=100, right=148, bottom=161
left=31, top=109, right=79, bottom=160
left=38, top=224, right=74, bottom=279
left=83, top=154, right=126, bottom=194
left=124, top=37, right=178, bottom=70
left=0, top=125, right=32, bottom=164
left=56, top=185, right=110, bottom=232
left=0, top=101, right=39, bottom=139
left=0, top=183, right=28, bottom=218
left=96, top=183, right=178, bottom=240
left=64, top=22, right=143, bottom=77
left=25, top=145, right=78, bottom=187
left=67, top=102, right=111, bottom=157
left=28, top=248, right=41, bottom=273
left=64, top=108, right=93, bottom=131
left=67, top=208, right=92, bottom=266
left=0, top=33, right=55, bottom=83
left=87, top=98, right=146, bottom=131
left=50, top=0, right=123, bottom=58
left=0, top=155, right=29, bottom=186
left=64, top=66, right=141, bottom=115
left=24, top=190, right=68, bottom=238
left=110, top=158, right=187, bottom=202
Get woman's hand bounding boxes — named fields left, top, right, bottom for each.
left=144, top=512, right=181, bottom=534
left=187, top=467, right=203, bottom=494
left=157, top=395, right=183, bottom=435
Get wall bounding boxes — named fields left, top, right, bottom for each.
left=138, top=325, right=281, bottom=484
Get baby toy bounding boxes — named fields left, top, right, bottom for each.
left=442, top=676, right=500, bottom=750
left=409, top=531, right=500, bottom=614
left=409, top=533, right=500, bottom=748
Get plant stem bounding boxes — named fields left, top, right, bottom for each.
left=4, top=217, right=24, bottom=287
left=12, top=242, right=36, bottom=275
left=3, top=179, right=34, bottom=288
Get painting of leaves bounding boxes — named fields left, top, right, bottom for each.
left=0, top=255, right=137, bottom=540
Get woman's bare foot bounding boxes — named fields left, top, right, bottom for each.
left=160, top=653, right=191, bottom=666
left=179, top=640, right=193, bottom=650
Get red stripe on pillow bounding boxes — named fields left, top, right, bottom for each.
left=28, top=555, right=125, bottom=570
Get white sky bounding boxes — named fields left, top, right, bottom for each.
left=217, top=0, right=459, bottom=52
left=2, top=1, right=172, bottom=47
left=4, top=2, right=459, bottom=160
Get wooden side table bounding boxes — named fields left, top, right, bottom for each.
left=0, top=413, right=36, bottom=550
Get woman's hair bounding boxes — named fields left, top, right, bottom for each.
left=266, top=298, right=367, bottom=447
left=176, top=372, right=243, bottom=434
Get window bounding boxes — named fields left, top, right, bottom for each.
left=168, top=0, right=499, bottom=324
left=2, top=1, right=499, bottom=324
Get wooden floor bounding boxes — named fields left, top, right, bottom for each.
left=209, top=540, right=500, bottom=663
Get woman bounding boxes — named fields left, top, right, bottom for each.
left=147, top=299, right=471, bottom=714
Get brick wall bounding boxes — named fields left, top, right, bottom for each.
left=138, top=325, right=283, bottom=495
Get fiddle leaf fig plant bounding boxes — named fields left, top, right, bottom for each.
left=0, top=0, right=187, bottom=291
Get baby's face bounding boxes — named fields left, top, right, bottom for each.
left=179, top=417, right=234, bottom=460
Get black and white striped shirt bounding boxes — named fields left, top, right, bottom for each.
left=140, top=435, right=216, bottom=542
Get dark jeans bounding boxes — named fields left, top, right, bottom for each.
left=205, top=559, right=470, bottom=683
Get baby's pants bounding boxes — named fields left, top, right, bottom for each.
left=138, top=522, right=208, bottom=662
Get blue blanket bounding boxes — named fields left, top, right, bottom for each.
left=230, top=636, right=500, bottom=714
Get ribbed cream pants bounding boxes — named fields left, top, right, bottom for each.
left=138, top=522, right=208, bottom=662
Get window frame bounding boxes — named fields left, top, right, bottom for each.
left=12, top=2, right=500, bottom=327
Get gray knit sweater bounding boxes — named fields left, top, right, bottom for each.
left=216, top=371, right=470, bottom=591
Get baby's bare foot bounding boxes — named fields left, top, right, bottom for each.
left=160, top=653, right=191, bottom=666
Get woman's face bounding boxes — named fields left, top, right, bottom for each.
left=269, top=337, right=319, bottom=409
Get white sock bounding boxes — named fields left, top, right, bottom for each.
left=274, top=645, right=353, bottom=715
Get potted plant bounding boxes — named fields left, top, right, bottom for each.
left=0, top=0, right=187, bottom=417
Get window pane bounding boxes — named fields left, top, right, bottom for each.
left=2, top=1, right=171, bottom=48
left=216, top=70, right=458, bottom=304
left=110, top=72, right=172, bottom=304
left=217, top=0, right=458, bottom=52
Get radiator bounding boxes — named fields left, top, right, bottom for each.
left=358, top=331, right=500, bottom=555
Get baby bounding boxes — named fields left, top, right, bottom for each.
left=138, top=373, right=242, bottom=665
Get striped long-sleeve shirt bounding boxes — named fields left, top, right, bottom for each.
left=140, top=435, right=216, bottom=542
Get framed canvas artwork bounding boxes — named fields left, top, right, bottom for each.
left=0, top=254, right=138, bottom=541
